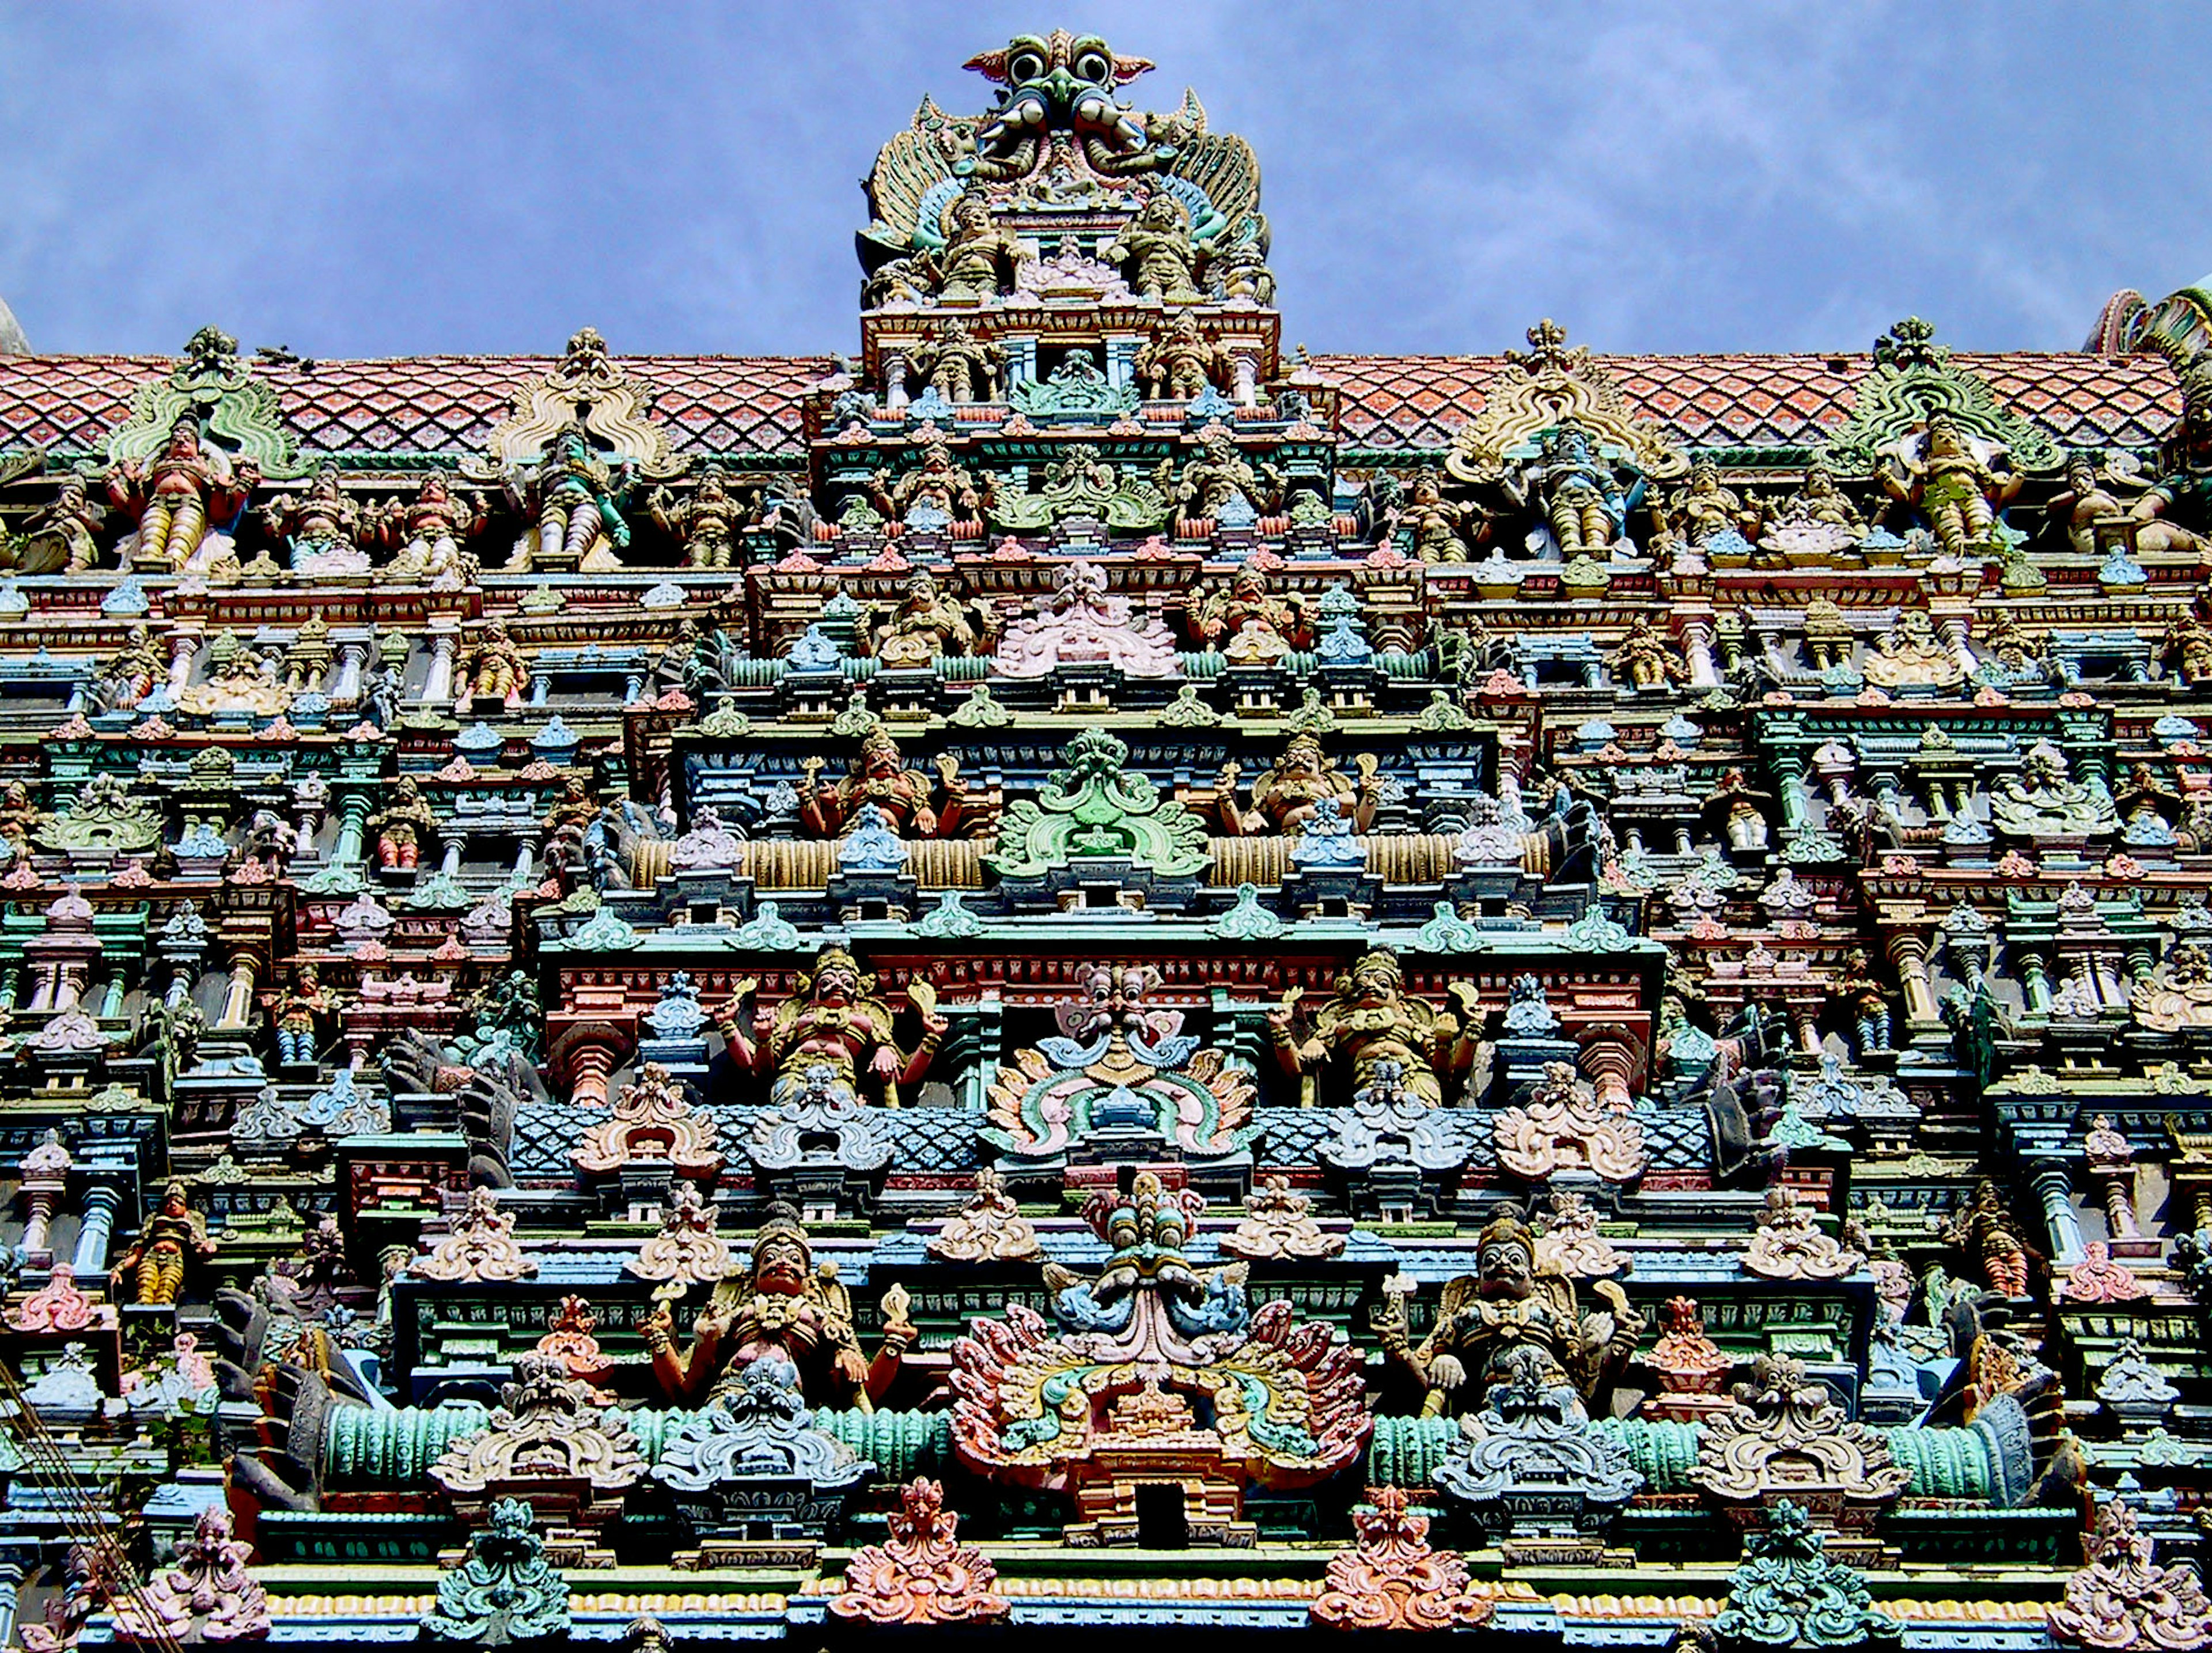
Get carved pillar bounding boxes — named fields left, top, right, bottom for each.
left=1795, top=1013, right=1825, bottom=1057
left=71, top=1184, right=121, bottom=1276
left=328, top=637, right=368, bottom=706
left=441, top=839, right=464, bottom=878
left=1679, top=615, right=1719, bottom=688
left=420, top=629, right=459, bottom=707
left=1232, top=350, right=1260, bottom=407
left=99, top=975, right=125, bottom=1019
left=329, top=790, right=372, bottom=869
left=882, top=350, right=910, bottom=413
left=1938, top=612, right=1977, bottom=676
left=1884, top=933, right=1941, bottom=1026
left=166, top=630, right=201, bottom=693
left=2031, top=1161, right=2087, bottom=1266
left=18, top=1148, right=67, bottom=1261
left=1775, top=756, right=1812, bottom=834
left=0, top=1558, right=26, bottom=1653
left=218, top=952, right=259, bottom=1030
left=2087, top=1129, right=2143, bottom=1242
left=2020, top=952, right=2054, bottom=1016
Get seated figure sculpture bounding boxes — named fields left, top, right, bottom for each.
left=799, top=728, right=984, bottom=839
left=718, top=944, right=946, bottom=1109
left=379, top=474, right=481, bottom=584
left=1185, top=565, right=1312, bottom=663
left=1376, top=1207, right=1643, bottom=1419
left=644, top=1201, right=914, bottom=1411
left=862, top=571, right=985, bottom=668
left=1270, top=946, right=1478, bottom=1109
left=1215, top=736, right=1380, bottom=837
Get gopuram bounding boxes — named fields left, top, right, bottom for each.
left=0, top=29, right=2208, bottom=1653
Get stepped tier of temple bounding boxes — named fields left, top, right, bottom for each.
left=0, top=29, right=2206, bottom=1653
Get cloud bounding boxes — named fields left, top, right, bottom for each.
left=0, top=1, right=2206, bottom=357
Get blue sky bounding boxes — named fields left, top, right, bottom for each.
left=1, top=1, right=2205, bottom=360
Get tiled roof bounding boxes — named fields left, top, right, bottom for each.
left=0, top=349, right=2179, bottom=461
left=0, top=353, right=832, bottom=460
left=1316, top=350, right=2183, bottom=452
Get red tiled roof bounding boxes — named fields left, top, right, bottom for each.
left=0, top=354, right=832, bottom=460
left=1316, top=351, right=2183, bottom=452
left=0, top=349, right=2179, bottom=461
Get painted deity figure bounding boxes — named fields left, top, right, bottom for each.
left=106, top=417, right=259, bottom=573
left=1163, top=427, right=1282, bottom=525
left=1391, top=468, right=1481, bottom=563
left=718, top=944, right=946, bottom=1110
left=1106, top=192, right=1201, bottom=301
left=0, top=782, right=41, bottom=857
left=936, top=191, right=1027, bottom=299
left=1217, top=735, right=1380, bottom=838
left=262, top=465, right=369, bottom=575
left=644, top=1202, right=914, bottom=1410
left=2162, top=612, right=2212, bottom=684
left=1666, top=457, right=1751, bottom=546
left=1607, top=616, right=1686, bottom=690
left=873, top=439, right=984, bottom=529
left=1879, top=411, right=2021, bottom=557
left=1944, top=1178, right=2039, bottom=1299
left=380, top=473, right=482, bottom=584
left=267, top=965, right=333, bottom=1066
left=94, top=624, right=165, bottom=711
left=1832, top=947, right=1892, bottom=1054
left=1271, top=947, right=1476, bottom=1110
left=16, top=477, right=108, bottom=574
left=2131, top=361, right=2212, bottom=554
left=1187, top=564, right=1311, bottom=662
left=1135, top=312, right=1232, bottom=399
left=911, top=319, right=1003, bottom=403
left=648, top=465, right=749, bottom=569
left=864, top=571, right=982, bottom=668
left=1778, top=462, right=1865, bottom=534
left=505, top=424, right=632, bottom=572
left=111, top=1181, right=217, bottom=1307
left=367, top=776, right=437, bottom=872
left=800, top=728, right=980, bottom=839
left=456, top=620, right=528, bottom=708
left=1506, top=424, right=1643, bottom=559
left=2047, top=454, right=2132, bottom=557
left=1377, top=1208, right=1642, bottom=1418
left=1703, top=766, right=1774, bottom=852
